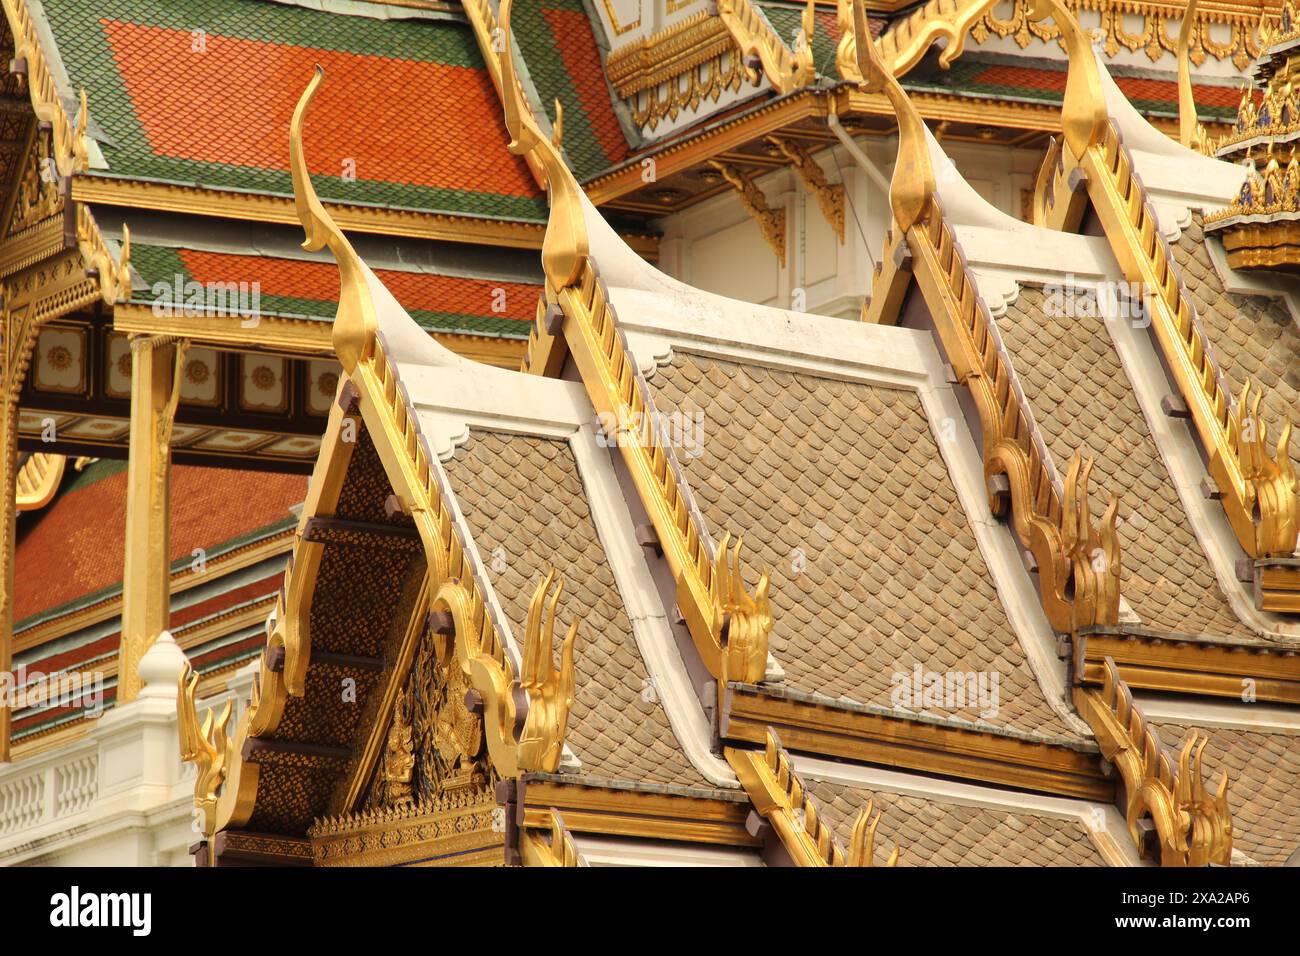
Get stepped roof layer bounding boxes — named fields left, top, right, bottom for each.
left=42, top=0, right=546, bottom=219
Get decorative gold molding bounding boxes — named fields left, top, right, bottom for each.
left=717, top=0, right=816, bottom=94
left=519, top=809, right=584, bottom=866
left=606, top=12, right=752, bottom=131
left=521, top=779, right=760, bottom=846
left=768, top=134, right=845, bottom=242
left=517, top=571, right=580, bottom=773
left=727, top=727, right=900, bottom=866
left=1075, top=658, right=1232, bottom=866
left=725, top=683, right=1114, bottom=799
left=1076, top=629, right=1300, bottom=704
left=708, top=159, right=787, bottom=264
left=505, top=0, right=774, bottom=685
left=974, top=0, right=1274, bottom=70
left=14, top=452, right=64, bottom=511
left=1046, top=104, right=1300, bottom=558
left=310, top=786, right=503, bottom=866
left=873, top=0, right=1001, bottom=77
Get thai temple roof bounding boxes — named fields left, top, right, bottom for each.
left=1, top=0, right=1297, bottom=873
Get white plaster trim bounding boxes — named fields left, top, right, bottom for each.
left=1133, top=694, right=1300, bottom=734
left=613, top=288, right=933, bottom=389
left=567, top=428, right=739, bottom=788
left=792, top=752, right=1143, bottom=867
left=404, top=362, right=593, bottom=431
left=960, top=225, right=1116, bottom=301
left=574, top=834, right=764, bottom=866
left=1096, top=51, right=1246, bottom=202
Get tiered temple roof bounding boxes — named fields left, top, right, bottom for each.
left=1, top=0, right=1296, bottom=868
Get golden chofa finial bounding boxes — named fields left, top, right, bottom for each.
left=849, top=0, right=934, bottom=233
left=289, top=66, right=377, bottom=374
left=499, top=0, right=588, bottom=292
left=1177, top=0, right=1199, bottom=148
left=1028, top=0, right=1107, bottom=160
left=516, top=570, right=581, bottom=773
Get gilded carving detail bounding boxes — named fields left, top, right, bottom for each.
left=1076, top=659, right=1233, bottom=866
left=768, top=134, right=845, bottom=242
left=516, top=570, right=580, bottom=774
left=709, top=160, right=787, bottom=265
left=972, top=0, right=1272, bottom=70
left=178, top=661, right=234, bottom=840
left=728, top=727, right=901, bottom=867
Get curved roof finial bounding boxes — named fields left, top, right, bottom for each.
left=851, top=0, right=934, bottom=232
left=290, top=66, right=378, bottom=374
left=500, top=0, right=588, bottom=291
left=1177, top=0, right=1200, bottom=147
left=1028, top=0, right=1107, bottom=160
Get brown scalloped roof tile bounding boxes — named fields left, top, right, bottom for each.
left=647, top=351, right=1079, bottom=741
left=444, top=429, right=709, bottom=789
left=997, top=286, right=1255, bottom=641
left=1172, top=214, right=1300, bottom=479
left=1153, top=720, right=1300, bottom=866
left=807, top=777, right=1106, bottom=866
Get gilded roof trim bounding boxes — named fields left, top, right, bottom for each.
left=858, top=6, right=1122, bottom=635
left=727, top=727, right=899, bottom=866
left=1075, top=657, right=1233, bottom=866
left=504, top=0, right=775, bottom=686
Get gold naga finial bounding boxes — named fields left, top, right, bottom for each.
left=711, top=532, right=773, bottom=685
left=1027, top=0, right=1107, bottom=160
left=1059, top=453, right=1122, bottom=629
left=500, top=0, right=588, bottom=292
left=1079, top=658, right=1232, bottom=866
left=730, top=728, right=901, bottom=866
left=516, top=570, right=581, bottom=773
left=289, top=66, right=378, bottom=374
left=1230, top=380, right=1299, bottom=556
left=847, top=798, right=901, bottom=867
left=849, top=0, right=934, bottom=233
left=1177, top=0, right=1199, bottom=148
left=177, top=661, right=233, bottom=840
